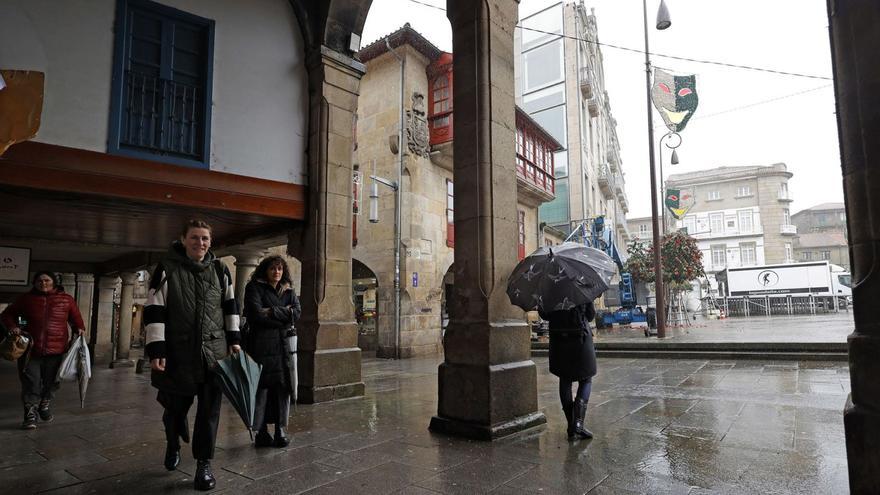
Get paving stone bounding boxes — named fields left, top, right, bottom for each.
left=0, top=352, right=851, bottom=495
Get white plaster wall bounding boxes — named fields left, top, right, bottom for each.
left=0, top=0, right=307, bottom=184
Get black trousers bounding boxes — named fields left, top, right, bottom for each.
left=19, top=354, right=63, bottom=406
left=253, top=385, right=290, bottom=431
left=158, top=377, right=222, bottom=460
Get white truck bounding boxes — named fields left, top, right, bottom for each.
left=716, top=261, right=852, bottom=300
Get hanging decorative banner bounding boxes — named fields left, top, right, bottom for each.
left=651, top=68, right=698, bottom=133
left=665, top=188, right=695, bottom=219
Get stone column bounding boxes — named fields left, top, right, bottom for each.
left=92, top=276, right=119, bottom=365
left=429, top=0, right=545, bottom=440
left=231, top=248, right=264, bottom=306
left=288, top=46, right=365, bottom=403
left=828, top=2, right=880, bottom=492
left=60, top=273, right=77, bottom=297
left=110, top=272, right=137, bottom=368
left=75, top=274, right=95, bottom=339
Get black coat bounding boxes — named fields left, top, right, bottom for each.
left=540, top=303, right=597, bottom=381
left=242, top=279, right=301, bottom=391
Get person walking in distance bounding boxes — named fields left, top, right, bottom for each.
left=2, top=272, right=86, bottom=429
left=539, top=301, right=597, bottom=439
left=145, top=220, right=241, bottom=491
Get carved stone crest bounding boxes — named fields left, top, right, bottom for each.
left=406, top=92, right=430, bottom=158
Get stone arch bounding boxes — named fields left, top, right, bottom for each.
left=352, top=258, right=379, bottom=351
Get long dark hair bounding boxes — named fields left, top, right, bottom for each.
left=251, top=255, right=293, bottom=286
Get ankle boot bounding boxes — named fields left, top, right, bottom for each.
left=194, top=459, right=216, bottom=491
left=563, top=402, right=575, bottom=439
left=21, top=404, right=37, bottom=430
left=37, top=400, right=53, bottom=422
left=274, top=426, right=290, bottom=448
left=573, top=398, right=593, bottom=439
left=254, top=426, right=273, bottom=448
left=163, top=442, right=180, bottom=471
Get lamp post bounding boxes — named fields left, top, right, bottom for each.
left=658, top=131, right=681, bottom=233
left=643, top=0, right=671, bottom=338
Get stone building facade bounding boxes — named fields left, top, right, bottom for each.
left=514, top=1, right=630, bottom=250
left=353, top=25, right=560, bottom=358
left=792, top=202, right=850, bottom=270
left=666, top=164, right=797, bottom=280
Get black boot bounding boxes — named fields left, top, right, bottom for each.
left=573, top=398, right=593, bottom=439
left=163, top=442, right=180, bottom=471
left=37, top=400, right=53, bottom=422
left=21, top=404, right=37, bottom=430
left=194, top=460, right=216, bottom=491
left=254, top=425, right=273, bottom=448
left=563, top=402, right=575, bottom=439
left=274, top=425, right=290, bottom=448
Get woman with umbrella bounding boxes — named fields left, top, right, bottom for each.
left=242, top=255, right=301, bottom=448
left=539, top=302, right=596, bottom=439
left=507, top=243, right=615, bottom=440
left=1, top=271, right=85, bottom=429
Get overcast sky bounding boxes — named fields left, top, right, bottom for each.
left=362, top=0, right=842, bottom=219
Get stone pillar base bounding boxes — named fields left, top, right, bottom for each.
left=845, top=394, right=880, bottom=494
left=430, top=360, right=547, bottom=440
left=109, top=359, right=134, bottom=369
left=92, top=343, right=114, bottom=366
left=376, top=343, right=442, bottom=359
left=429, top=411, right=546, bottom=441
left=298, top=347, right=365, bottom=404
left=298, top=381, right=366, bottom=404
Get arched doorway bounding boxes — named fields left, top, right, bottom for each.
left=440, top=263, right=454, bottom=337
left=352, top=258, right=378, bottom=351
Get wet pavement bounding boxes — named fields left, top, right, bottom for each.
left=0, top=353, right=850, bottom=494
left=591, top=312, right=853, bottom=344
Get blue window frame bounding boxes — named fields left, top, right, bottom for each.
left=109, top=0, right=214, bottom=169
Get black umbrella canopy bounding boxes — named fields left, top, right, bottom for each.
left=507, top=242, right=618, bottom=312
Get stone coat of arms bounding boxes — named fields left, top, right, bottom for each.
left=406, top=92, right=430, bottom=158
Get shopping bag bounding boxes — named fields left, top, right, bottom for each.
left=0, top=332, right=30, bottom=361
left=57, top=335, right=91, bottom=382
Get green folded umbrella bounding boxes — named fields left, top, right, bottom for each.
left=215, top=351, right=262, bottom=440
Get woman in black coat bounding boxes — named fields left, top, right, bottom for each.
left=242, top=255, right=301, bottom=448
left=539, top=302, right=596, bottom=439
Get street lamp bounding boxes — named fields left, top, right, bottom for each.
left=643, top=0, right=671, bottom=338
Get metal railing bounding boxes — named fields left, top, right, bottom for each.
left=721, top=294, right=848, bottom=317
left=120, top=71, right=204, bottom=159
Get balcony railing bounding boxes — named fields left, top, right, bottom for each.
left=597, top=163, right=614, bottom=199
left=780, top=224, right=798, bottom=235
left=778, top=191, right=793, bottom=202
left=579, top=66, right=595, bottom=99
left=516, top=155, right=555, bottom=195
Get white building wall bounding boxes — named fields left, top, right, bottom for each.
left=0, top=0, right=307, bottom=184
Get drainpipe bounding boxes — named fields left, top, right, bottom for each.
left=385, top=37, right=405, bottom=360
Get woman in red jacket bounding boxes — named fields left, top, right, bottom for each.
left=1, top=271, right=85, bottom=429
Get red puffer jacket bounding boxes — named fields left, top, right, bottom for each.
left=1, top=289, right=85, bottom=357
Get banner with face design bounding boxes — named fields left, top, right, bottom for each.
left=651, top=68, right=698, bottom=133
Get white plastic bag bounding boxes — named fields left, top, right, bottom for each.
left=57, top=335, right=91, bottom=382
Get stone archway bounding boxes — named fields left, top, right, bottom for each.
left=352, top=258, right=379, bottom=352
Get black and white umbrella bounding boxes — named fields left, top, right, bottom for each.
left=507, top=242, right=617, bottom=312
